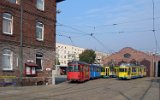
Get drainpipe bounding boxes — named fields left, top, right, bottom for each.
left=19, top=0, right=23, bottom=84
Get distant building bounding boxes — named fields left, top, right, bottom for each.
left=0, top=0, right=61, bottom=85
left=56, top=43, right=109, bottom=66
left=102, top=47, right=160, bottom=77
left=95, top=51, right=110, bottom=65
left=56, top=43, right=85, bottom=66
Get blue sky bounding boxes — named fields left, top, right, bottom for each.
left=56, top=0, right=160, bottom=53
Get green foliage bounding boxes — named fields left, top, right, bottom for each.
left=79, top=49, right=96, bottom=64
left=55, top=58, right=60, bottom=65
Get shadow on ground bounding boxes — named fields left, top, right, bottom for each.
left=55, top=75, right=67, bottom=84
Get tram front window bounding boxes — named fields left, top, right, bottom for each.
left=119, top=68, right=127, bottom=72
left=68, top=65, right=79, bottom=72
left=74, top=65, right=79, bottom=72
left=68, top=66, right=74, bottom=72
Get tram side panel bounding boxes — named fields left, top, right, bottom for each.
left=67, top=61, right=90, bottom=82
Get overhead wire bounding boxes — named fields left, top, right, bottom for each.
left=56, top=33, right=75, bottom=46
left=57, top=18, right=160, bottom=53
left=57, top=22, right=114, bottom=53
left=57, top=20, right=160, bottom=53
left=89, top=33, right=114, bottom=53
left=95, top=16, right=160, bottom=28
left=57, top=22, right=91, bottom=35
left=56, top=1, right=160, bottom=53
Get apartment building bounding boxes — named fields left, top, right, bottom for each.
left=0, top=0, right=62, bottom=86
left=56, top=43, right=85, bottom=66
left=56, top=43, right=109, bottom=66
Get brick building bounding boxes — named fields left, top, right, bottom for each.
left=0, top=0, right=62, bottom=86
left=102, top=47, right=160, bottom=77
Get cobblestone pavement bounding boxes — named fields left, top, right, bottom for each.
left=0, top=77, right=159, bottom=100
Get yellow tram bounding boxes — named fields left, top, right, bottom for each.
left=101, top=66, right=110, bottom=78
left=138, top=65, right=147, bottom=77
left=101, top=66, right=119, bottom=78
left=118, top=63, right=146, bottom=79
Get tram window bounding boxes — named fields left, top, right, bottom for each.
left=68, top=65, right=79, bottom=72
left=74, top=65, right=79, bottom=72
left=79, top=65, right=83, bottom=72
left=97, top=67, right=98, bottom=72
left=140, top=68, right=142, bottom=72
left=119, top=68, right=125, bottom=72
left=96, top=67, right=97, bottom=72
left=93, top=67, right=95, bottom=72
left=119, top=68, right=127, bottom=72
left=90, top=67, right=93, bottom=72
left=86, top=66, right=89, bottom=72
left=114, top=69, right=116, bottom=73
left=98, top=68, right=100, bottom=72
left=101, top=67, right=105, bottom=72
left=68, top=66, right=74, bottom=72
left=132, top=68, right=136, bottom=72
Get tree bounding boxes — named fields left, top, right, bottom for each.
left=79, top=49, right=96, bottom=64
left=55, top=58, right=60, bottom=65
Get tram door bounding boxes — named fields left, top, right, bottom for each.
left=106, top=68, right=109, bottom=76
left=128, top=68, right=131, bottom=76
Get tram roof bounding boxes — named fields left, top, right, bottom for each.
left=68, top=61, right=89, bottom=65
left=120, top=63, right=137, bottom=67
left=90, top=64, right=102, bottom=67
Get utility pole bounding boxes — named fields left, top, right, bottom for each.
left=19, top=0, right=23, bottom=84
left=152, top=0, right=158, bottom=77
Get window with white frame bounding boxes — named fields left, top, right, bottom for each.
left=3, top=13, right=13, bottom=35
left=36, top=53, right=43, bottom=71
left=36, top=0, right=44, bottom=11
left=2, top=49, right=13, bottom=70
left=36, top=22, right=44, bottom=41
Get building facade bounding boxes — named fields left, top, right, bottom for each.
left=95, top=51, right=110, bottom=65
left=56, top=43, right=85, bottom=66
left=0, top=0, right=58, bottom=85
left=56, top=43, right=109, bottom=66
left=102, top=47, right=160, bottom=77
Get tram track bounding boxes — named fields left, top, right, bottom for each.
left=0, top=83, right=78, bottom=99
left=139, top=79, right=153, bottom=100
left=1, top=78, right=110, bottom=100
left=139, top=77, right=160, bottom=100
left=30, top=79, right=115, bottom=99
left=1, top=78, right=155, bottom=100
left=103, top=79, right=134, bottom=100
left=119, top=78, right=152, bottom=100
left=119, top=91, right=131, bottom=100
left=58, top=78, right=153, bottom=100
left=103, top=78, right=151, bottom=100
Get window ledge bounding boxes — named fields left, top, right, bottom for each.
left=3, top=32, right=13, bottom=35
left=37, top=8, right=45, bottom=12
left=36, top=39, right=44, bottom=42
